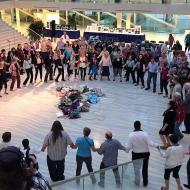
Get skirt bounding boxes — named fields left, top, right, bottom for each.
left=101, top=66, right=110, bottom=76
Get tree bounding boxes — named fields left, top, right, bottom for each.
left=28, top=20, right=44, bottom=40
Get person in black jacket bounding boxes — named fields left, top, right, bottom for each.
left=135, top=54, right=146, bottom=88
left=44, top=51, right=54, bottom=83
left=159, top=100, right=176, bottom=147
left=55, top=50, right=65, bottom=82
left=112, top=50, right=123, bottom=82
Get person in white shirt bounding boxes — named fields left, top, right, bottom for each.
left=126, top=121, right=158, bottom=187
left=61, top=32, right=70, bottom=44
left=0, top=132, right=12, bottom=150
left=159, top=134, right=188, bottom=190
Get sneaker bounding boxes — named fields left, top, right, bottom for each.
left=141, top=86, right=145, bottom=89
left=4, top=92, right=8, bottom=95
left=183, top=184, right=190, bottom=189
left=0, top=95, right=2, bottom=98
left=113, top=79, right=115, bottom=81
left=145, top=88, right=150, bottom=90
left=120, top=80, right=122, bottom=82
left=153, top=90, right=156, bottom=93
left=158, top=92, right=163, bottom=95
left=163, top=95, right=168, bottom=98
left=135, top=84, right=139, bottom=86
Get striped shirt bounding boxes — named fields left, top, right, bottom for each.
left=43, top=131, right=73, bottom=161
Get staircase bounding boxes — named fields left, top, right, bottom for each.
left=0, top=19, right=29, bottom=51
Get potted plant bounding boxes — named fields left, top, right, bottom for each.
left=28, top=20, right=44, bottom=40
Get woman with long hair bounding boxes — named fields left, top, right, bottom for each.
left=41, top=120, right=74, bottom=182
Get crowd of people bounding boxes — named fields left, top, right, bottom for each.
left=0, top=32, right=190, bottom=190
left=0, top=33, right=189, bottom=97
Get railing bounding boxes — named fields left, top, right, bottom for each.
left=51, top=160, right=143, bottom=190
left=28, top=27, right=43, bottom=39
left=14, top=0, right=190, bottom=4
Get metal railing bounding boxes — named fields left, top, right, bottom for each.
left=14, top=0, right=190, bottom=4
left=51, top=159, right=143, bottom=190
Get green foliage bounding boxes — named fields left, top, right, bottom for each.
left=28, top=21, right=44, bottom=40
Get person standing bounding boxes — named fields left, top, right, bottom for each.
left=9, top=58, right=21, bottom=91
left=73, top=127, right=96, bottom=184
left=34, top=52, right=43, bottom=83
left=185, top=32, right=190, bottom=52
left=61, top=32, right=70, bottom=44
left=112, top=50, right=123, bottom=82
left=99, top=51, right=112, bottom=81
left=125, top=121, right=158, bottom=187
left=98, top=131, right=126, bottom=188
left=168, top=34, right=175, bottom=50
left=159, top=101, right=176, bottom=147
left=181, top=84, right=190, bottom=134
left=145, top=57, right=159, bottom=93
left=124, top=55, right=136, bottom=83
left=55, top=50, right=65, bottom=82
left=79, top=52, right=88, bottom=81
left=89, top=53, right=98, bottom=81
left=44, top=51, right=54, bottom=83
left=159, top=135, right=186, bottom=190
left=41, top=120, right=74, bottom=182
left=23, top=54, right=33, bottom=86
left=135, top=54, right=146, bottom=88
left=0, top=55, right=8, bottom=97
left=16, top=44, right=25, bottom=75
left=158, top=62, right=169, bottom=97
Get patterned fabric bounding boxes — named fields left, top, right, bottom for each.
left=31, top=172, right=52, bottom=190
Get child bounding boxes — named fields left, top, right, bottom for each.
left=89, top=53, right=98, bottom=80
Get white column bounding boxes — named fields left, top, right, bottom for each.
left=15, top=8, right=20, bottom=30
left=126, top=13, right=131, bottom=29
left=116, top=12, right=122, bottom=28
left=0, top=10, right=6, bottom=21
left=133, top=13, right=136, bottom=26
left=97, top=12, right=100, bottom=26
left=66, top=10, right=68, bottom=25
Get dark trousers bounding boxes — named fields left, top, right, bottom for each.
left=147, top=72, right=157, bottom=91
left=187, top=157, right=190, bottom=186
left=160, top=78, right=168, bottom=95
left=80, top=67, right=86, bottom=81
left=18, top=61, right=24, bottom=75
left=126, top=67, right=136, bottom=83
left=132, top=152, right=150, bottom=186
left=23, top=68, right=33, bottom=85
left=185, top=42, right=190, bottom=52
left=44, top=66, right=53, bottom=82
left=136, top=70, right=144, bottom=86
left=47, top=156, right=65, bottom=182
left=10, top=75, right=20, bottom=90
left=74, top=69, right=78, bottom=78
left=99, top=162, right=121, bottom=186
left=76, top=155, right=93, bottom=176
left=0, top=75, right=7, bottom=91
left=35, top=64, right=42, bottom=81
left=56, top=68, right=65, bottom=81
left=184, top=113, right=190, bottom=133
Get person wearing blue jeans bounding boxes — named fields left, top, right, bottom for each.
left=145, top=58, right=159, bottom=93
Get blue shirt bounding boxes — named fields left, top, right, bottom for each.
left=76, top=137, right=94, bottom=158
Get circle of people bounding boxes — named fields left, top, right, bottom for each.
left=0, top=32, right=190, bottom=190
